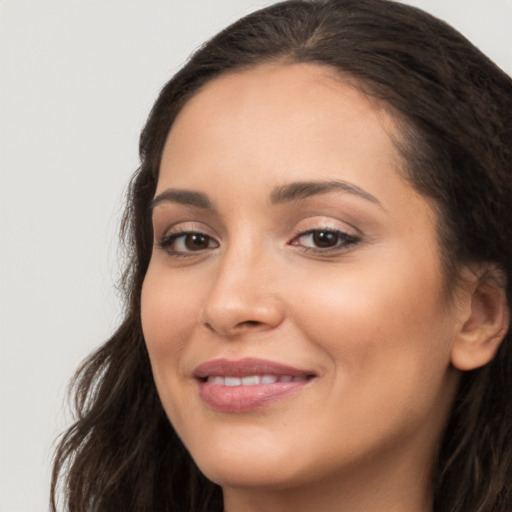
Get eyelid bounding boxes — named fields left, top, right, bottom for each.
left=290, top=227, right=359, bottom=248
left=158, top=230, right=218, bottom=245
left=156, top=220, right=216, bottom=240
left=289, top=216, right=360, bottom=237
left=287, top=215, right=362, bottom=255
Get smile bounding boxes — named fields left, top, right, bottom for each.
left=207, top=375, right=308, bottom=386
left=194, top=358, right=315, bottom=412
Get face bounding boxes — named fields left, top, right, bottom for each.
left=141, top=63, right=461, bottom=496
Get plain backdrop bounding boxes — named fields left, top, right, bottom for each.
left=1, top=1, right=511, bottom=511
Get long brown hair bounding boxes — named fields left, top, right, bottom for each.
left=51, top=1, right=512, bottom=511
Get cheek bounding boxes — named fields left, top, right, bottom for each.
left=140, top=268, right=205, bottom=431
left=289, top=268, right=456, bottom=454
left=289, top=250, right=455, bottom=393
left=140, top=269, right=198, bottom=373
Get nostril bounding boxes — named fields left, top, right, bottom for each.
left=237, top=320, right=261, bottom=328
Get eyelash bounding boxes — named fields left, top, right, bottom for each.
left=157, top=227, right=360, bottom=257
left=157, top=231, right=219, bottom=257
left=289, top=228, right=360, bottom=254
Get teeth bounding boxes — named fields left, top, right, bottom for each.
left=241, top=375, right=260, bottom=385
left=225, top=377, right=242, bottom=386
left=206, top=374, right=305, bottom=386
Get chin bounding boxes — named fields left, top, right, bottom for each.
left=185, top=433, right=308, bottom=490
left=199, top=458, right=305, bottom=491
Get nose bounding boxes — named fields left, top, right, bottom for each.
left=200, top=247, right=284, bottom=337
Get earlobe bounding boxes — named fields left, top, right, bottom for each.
left=451, top=269, right=509, bottom=371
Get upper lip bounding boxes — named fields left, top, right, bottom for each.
left=193, top=357, right=315, bottom=379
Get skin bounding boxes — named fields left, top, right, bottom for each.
left=141, top=63, right=471, bottom=512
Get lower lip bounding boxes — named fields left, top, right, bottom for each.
left=198, top=380, right=310, bottom=412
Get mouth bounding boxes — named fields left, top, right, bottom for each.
left=193, top=358, right=315, bottom=412
left=205, top=374, right=308, bottom=385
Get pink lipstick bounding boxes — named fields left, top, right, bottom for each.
left=194, top=358, right=314, bottom=412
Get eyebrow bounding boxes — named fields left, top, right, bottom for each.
left=150, top=179, right=383, bottom=212
left=150, top=189, right=215, bottom=211
left=270, top=180, right=383, bottom=208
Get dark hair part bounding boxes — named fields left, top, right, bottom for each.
left=51, top=1, right=512, bottom=511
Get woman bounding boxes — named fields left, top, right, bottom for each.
left=51, top=0, right=512, bottom=511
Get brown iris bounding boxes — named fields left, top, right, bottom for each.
left=184, top=233, right=211, bottom=251
left=312, top=231, right=339, bottom=248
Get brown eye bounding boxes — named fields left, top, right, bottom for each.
left=291, top=229, right=360, bottom=252
left=312, top=231, right=339, bottom=247
left=159, top=231, right=219, bottom=255
left=184, top=233, right=210, bottom=251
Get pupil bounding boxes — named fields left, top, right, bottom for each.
left=313, top=231, right=337, bottom=247
left=185, top=234, right=208, bottom=250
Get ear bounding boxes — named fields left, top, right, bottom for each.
left=451, top=266, right=509, bottom=371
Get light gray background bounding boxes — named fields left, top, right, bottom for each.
left=1, top=1, right=511, bottom=511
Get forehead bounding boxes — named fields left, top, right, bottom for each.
left=160, top=63, right=405, bottom=196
